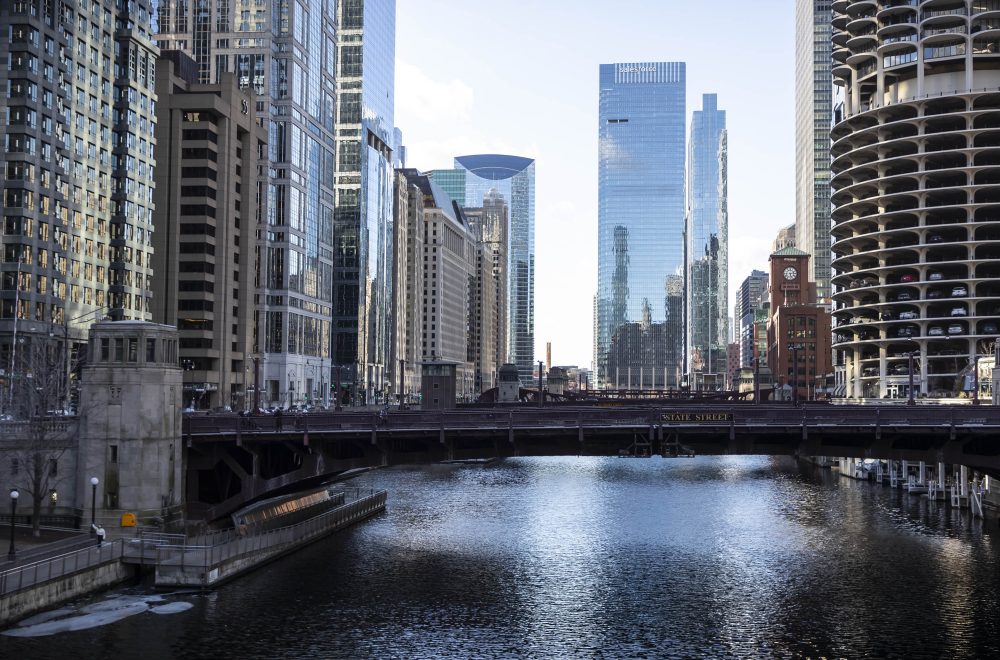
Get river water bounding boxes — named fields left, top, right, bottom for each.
left=3, top=455, right=1000, bottom=658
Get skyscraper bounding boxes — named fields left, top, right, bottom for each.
left=596, top=62, right=686, bottom=389
left=465, top=189, right=509, bottom=393
left=795, top=0, right=833, bottom=302
left=156, top=0, right=342, bottom=407
left=830, top=2, right=1000, bottom=400
left=735, top=270, right=769, bottom=370
left=686, top=94, right=728, bottom=384
left=332, top=1, right=397, bottom=405
left=157, top=1, right=397, bottom=406
left=426, top=169, right=467, bottom=207
left=443, top=155, right=535, bottom=385
left=2, top=0, right=159, bottom=411
left=151, top=52, right=267, bottom=410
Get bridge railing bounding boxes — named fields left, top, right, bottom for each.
left=155, top=490, right=387, bottom=571
left=0, top=539, right=123, bottom=597
left=182, top=404, right=1000, bottom=437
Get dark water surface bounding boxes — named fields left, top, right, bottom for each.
left=3, top=456, right=1000, bottom=659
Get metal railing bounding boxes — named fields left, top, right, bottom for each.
left=0, top=539, right=123, bottom=597
left=156, top=490, right=387, bottom=572
left=183, top=404, right=1000, bottom=438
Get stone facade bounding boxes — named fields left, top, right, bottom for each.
left=77, top=321, right=183, bottom=515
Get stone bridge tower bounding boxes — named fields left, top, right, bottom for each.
left=77, top=321, right=183, bottom=520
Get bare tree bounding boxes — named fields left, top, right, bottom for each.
left=4, top=336, right=75, bottom=537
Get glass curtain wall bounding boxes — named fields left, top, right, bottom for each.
left=452, top=155, right=535, bottom=385
left=686, top=94, right=728, bottom=385
left=596, top=62, right=686, bottom=389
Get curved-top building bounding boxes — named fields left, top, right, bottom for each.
left=454, top=154, right=535, bottom=385
left=831, top=0, right=1000, bottom=399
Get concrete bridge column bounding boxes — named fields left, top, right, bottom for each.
left=918, top=461, right=927, bottom=486
left=961, top=465, right=969, bottom=498
left=938, top=462, right=946, bottom=491
left=902, top=460, right=910, bottom=487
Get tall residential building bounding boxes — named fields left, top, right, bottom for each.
left=795, top=0, right=833, bottom=302
left=465, top=189, right=509, bottom=393
left=152, top=52, right=266, bottom=410
left=595, top=62, right=686, bottom=389
left=332, top=1, right=396, bottom=405
left=686, top=93, right=728, bottom=384
left=2, top=0, right=159, bottom=411
left=830, top=2, right=1000, bottom=401
left=389, top=169, right=425, bottom=402
left=735, top=270, right=769, bottom=369
left=451, top=155, right=535, bottom=385
left=156, top=0, right=342, bottom=407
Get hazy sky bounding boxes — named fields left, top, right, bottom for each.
left=395, top=0, right=796, bottom=369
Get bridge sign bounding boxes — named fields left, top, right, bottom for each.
left=661, top=412, right=734, bottom=422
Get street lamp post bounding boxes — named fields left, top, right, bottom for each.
left=287, top=370, right=295, bottom=408
left=7, top=489, right=18, bottom=561
left=89, top=476, right=99, bottom=533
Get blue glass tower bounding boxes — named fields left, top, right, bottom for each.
left=452, top=155, right=535, bottom=385
left=332, top=0, right=397, bottom=405
left=686, top=94, right=728, bottom=384
left=596, top=62, right=686, bottom=389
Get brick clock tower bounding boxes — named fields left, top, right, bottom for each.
left=769, top=247, right=812, bottom=308
left=766, top=247, right=831, bottom=401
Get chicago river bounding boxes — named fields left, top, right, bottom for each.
left=3, top=456, right=1000, bottom=658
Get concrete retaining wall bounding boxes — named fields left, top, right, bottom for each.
left=0, top=561, right=138, bottom=627
left=156, top=493, right=386, bottom=588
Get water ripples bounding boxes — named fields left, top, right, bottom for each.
left=3, top=455, right=1000, bottom=658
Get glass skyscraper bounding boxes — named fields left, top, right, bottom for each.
left=426, top=169, right=466, bottom=207
left=686, top=93, right=728, bottom=384
left=332, top=0, right=396, bottom=404
left=596, top=62, right=686, bottom=389
left=433, top=155, right=535, bottom=385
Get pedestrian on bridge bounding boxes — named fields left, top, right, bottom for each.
left=95, top=525, right=106, bottom=547
left=274, top=407, right=283, bottom=432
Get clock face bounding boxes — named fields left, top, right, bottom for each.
left=783, top=267, right=797, bottom=281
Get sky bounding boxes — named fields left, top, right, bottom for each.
left=395, top=0, right=796, bottom=369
